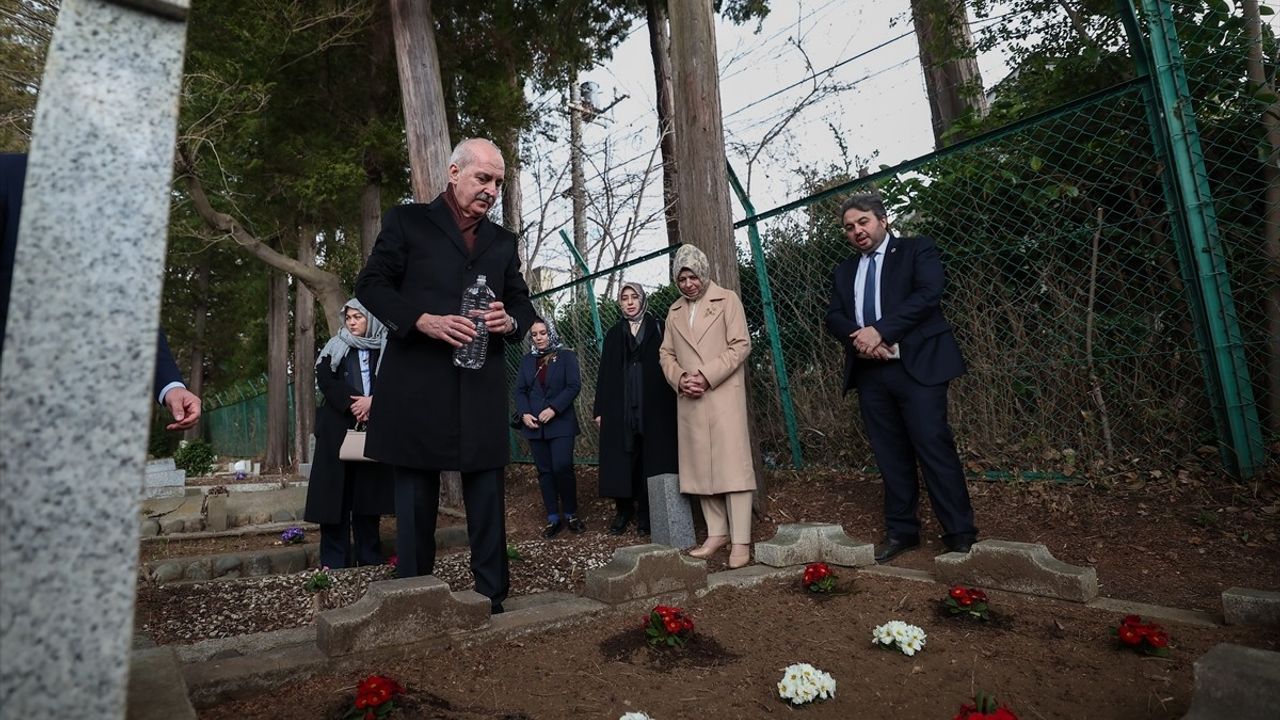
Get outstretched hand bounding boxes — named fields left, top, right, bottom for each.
left=164, top=388, right=202, bottom=431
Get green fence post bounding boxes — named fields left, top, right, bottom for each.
left=1120, top=0, right=1265, bottom=478
left=558, top=228, right=605, bottom=353
left=726, top=162, right=804, bottom=470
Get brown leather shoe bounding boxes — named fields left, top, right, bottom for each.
left=727, top=544, right=751, bottom=569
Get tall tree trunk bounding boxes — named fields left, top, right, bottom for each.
left=266, top=266, right=290, bottom=471
left=1245, top=0, right=1280, bottom=432
left=390, top=0, right=452, bottom=201
left=646, top=0, right=680, bottom=246
left=911, top=0, right=988, bottom=148
left=361, top=0, right=393, bottom=260
left=669, top=0, right=738, bottom=290
left=570, top=76, right=588, bottom=278
left=183, top=254, right=210, bottom=441
left=294, top=226, right=318, bottom=470
left=360, top=179, right=381, bottom=260
left=502, top=68, right=525, bottom=243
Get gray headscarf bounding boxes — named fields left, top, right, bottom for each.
left=528, top=317, right=566, bottom=358
left=317, top=298, right=387, bottom=373
left=671, top=244, right=712, bottom=300
left=618, top=281, right=648, bottom=321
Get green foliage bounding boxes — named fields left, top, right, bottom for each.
left=174, top=440, right=217, bottom=477
left=304, top=567, right=334, bottom=593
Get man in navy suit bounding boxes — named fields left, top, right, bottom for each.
left=824, top=192, right=977, bottom=563
left=1, top=152, right=200, bottom=430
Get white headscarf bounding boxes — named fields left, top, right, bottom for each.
left=316, top=298, right=387, bottom=373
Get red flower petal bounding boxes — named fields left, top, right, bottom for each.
left=1118, top=625, right=1142, bottom=645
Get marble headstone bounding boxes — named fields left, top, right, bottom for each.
left=0, top=1, right=189, bottom=716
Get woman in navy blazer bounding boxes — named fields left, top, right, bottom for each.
left=515, top=318, right=584, bottom=538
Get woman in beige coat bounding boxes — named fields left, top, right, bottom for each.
left=659, top=245, right=756, bottom=568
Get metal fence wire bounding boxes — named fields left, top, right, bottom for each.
left=205, top=0, right=1275, bottom=479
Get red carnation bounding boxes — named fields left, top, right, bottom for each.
left=970, top=589, right=988, bottom=602
left=1148, top=631, right=1170, bottom=649
left=958, top=595, right=973, bottom=607
left=950, top=586, right=968, bottom=600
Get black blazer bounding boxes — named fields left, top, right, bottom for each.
left=355, top=196, right=535, bottom=471
left=825, top=234, right=966, bottom=392
left=514, top=349, right=582, bottom=440
left=592, top=315, right=678, bottom=496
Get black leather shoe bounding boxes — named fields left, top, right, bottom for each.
left=567, top=516, right=587, bottom=533
left=874, top=535, right=921, bottom=564
left=607, top=513, right=631, bottom=535
left=491, top=603, right=504, bottom=615
left=944, top=535, right=976, bottom=554
left=542, top=520, right=565, bottom=539
left=635, top=522, right=650, bottom=535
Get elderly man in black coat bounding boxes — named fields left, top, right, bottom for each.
left=356, top=138, right=534, bottom=613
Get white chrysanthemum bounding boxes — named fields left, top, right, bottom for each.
left=619, top=713, right=653, bottom=720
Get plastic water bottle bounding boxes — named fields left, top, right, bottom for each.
left=453, top=274, right=495, bottom=370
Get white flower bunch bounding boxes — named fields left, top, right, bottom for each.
left=872, top=620, right=927, bottom=656
left=776, top=662, right=837, bottom=705
left=619, top=713, right=653, bottom=720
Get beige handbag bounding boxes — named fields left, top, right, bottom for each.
left=339, top=423, right=372, bottom=462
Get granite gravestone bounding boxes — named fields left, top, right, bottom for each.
left=0, top=1, right=190, bottom=716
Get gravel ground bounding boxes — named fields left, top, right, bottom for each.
left=134, top=528, right=642, bottom=645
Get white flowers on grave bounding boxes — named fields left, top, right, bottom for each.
left=619, top=713, right=653, bottom=720
left=776, top=662, right=837, bottom=705
left=872, top=620, right=928, bottom=656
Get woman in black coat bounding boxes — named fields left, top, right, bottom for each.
left=514, top=318, right=584, bottom=538
left=303, top=299, right=395, bottom=568
left=592, top=282, right=678, bottom=535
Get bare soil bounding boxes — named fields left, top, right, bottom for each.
left=198, top=573, right=1280, bottom=720
left=137, top=459, right=1280, bottom=718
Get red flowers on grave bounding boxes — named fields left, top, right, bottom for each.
left=944, top=585, right=990, bottom=620
left=1112, top=615, right=1171, bottom=656
left=644, top=604, right=694, bottom=647
left=953, top=691, right=1019, bottom=720
left=345, top=674, right=404, bottom=719
left=802, top=562, right=838, bottom=593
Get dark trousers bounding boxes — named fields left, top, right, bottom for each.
left=613, top=436, right=650, bottom=523
left=856, top=362, right=977, bottom=542
left=318, top=477, right=382, bottom=568
left=528, top=435, right=577, bottom=519
left=393, top=466, right=509, bottom=609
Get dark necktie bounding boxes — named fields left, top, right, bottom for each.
left=862, top=252, right=877, bottom=327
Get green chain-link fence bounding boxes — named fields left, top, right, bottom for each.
left=202, top=376, right=296, bottom=457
